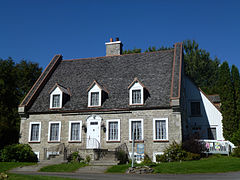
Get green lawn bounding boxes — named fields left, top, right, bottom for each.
left=39, top=162, right=87, bottom=172
left=106, top=156, right=240, bottom=174
left=0, top=162, right=36, bottom=173
left=0, top=162, right=77, bottom=179
left=7, top=174, right=77, bottom=180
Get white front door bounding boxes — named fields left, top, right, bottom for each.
left=86, top=116, right=101, bottom=149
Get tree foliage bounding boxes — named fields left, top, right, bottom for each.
left=0, top=58, right=42, bottom=149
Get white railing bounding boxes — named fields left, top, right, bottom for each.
left=199, top=140, right=235, bottom=155
left=86, top=138, right=100, bottom=149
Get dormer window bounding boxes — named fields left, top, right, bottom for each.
left=52, top=94, right=60, bottom=108
left=49, top=83, right=71, bottom=109
left=128, top=78, right=147, bottom=105
left=88, top=80, right=108, bottom=107
left=91, top=92, right=100, bottom=106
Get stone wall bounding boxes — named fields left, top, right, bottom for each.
left=19, top=108, right=182, bottom=161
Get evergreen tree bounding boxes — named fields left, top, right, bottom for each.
left=218, top=62, right=236, bottom=140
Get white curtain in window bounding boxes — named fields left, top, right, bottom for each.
left=132, top=90, right=141, bottom=104
left=109, top=122, right=118, bottom=140
left=31, top=124, right=39, bottom=141
left=71, top=123, right=80, bottom=140
left=156, top=120, right=166, bottom=139
left=132, top=121, right=142, bottom=140
left=91, top=92, right=99, bottom=106
left=53, top=95, right=60, bottom=107
left=50, top=123, right=59, bottom=141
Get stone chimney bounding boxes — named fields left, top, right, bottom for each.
left=105, top=37, right=122, bottom=56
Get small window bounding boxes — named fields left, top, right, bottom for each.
left=132, top=90, right=141, bottom=104
left=106, top=119, right=120, bottom=141
left=191, top=102, right=201, bottom=116
left=29, top=122, right=41, bottom=142
left=90, top=92, right=99, bottom=106
left=49, top=122, right=61, bottom=141
left=52, top=94, right=60, bottom=108
left=208, top=127, right=217, bottom=140
left=153, top=118, right=168, bottom=140
left=129, top=119, right=143, bottom=141
left=69, top=121, right=82, bottom=141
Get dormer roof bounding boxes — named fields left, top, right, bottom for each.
left=49, top=83, right=71, bottom=96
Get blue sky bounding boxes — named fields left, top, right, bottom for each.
left=0, top=0, right=239, bottom=69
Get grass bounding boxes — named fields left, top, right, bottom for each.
left=7, top=174, right=77, bottom=180
left=0, top=162, right=36, bottom=173
left=106, top=156, right=240, bottom=174
left=39, top=162, right=87, bottom=172
left=0, top=162, right=77, bottom=179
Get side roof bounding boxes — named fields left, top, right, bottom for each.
left=20, top=42, right=183, bottom=113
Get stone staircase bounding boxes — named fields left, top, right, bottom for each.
left=90, top=150, right=119, bottom=166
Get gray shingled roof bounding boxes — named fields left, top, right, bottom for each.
left=207, top=95, right=221, bottom=103
left=27, top=47, right=182, bottom=113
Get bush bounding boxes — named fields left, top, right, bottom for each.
left=116, top=150, right=128, bottom=164
left=231, top=129, right=240, bottom=146
left=232, top=146, right=240, bottom=157
left=0, top=144, right=38, bottom=162
left=85, top=155, right=91, bottom=164
left=182, top=135, right=206, bottom=154
left=67, top=152, right=83, bottom=163
left=156, top=141, right=201, bottom=163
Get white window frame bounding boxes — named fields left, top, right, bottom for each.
left=88, top=84, right=102, bottom=107
left=28, top=122, right=41, bottom=142
left=129, top=82, right=144, bottom=105
left=153, top=152, right=164, bottom=163
left=50, top=87, right=63, bottom=108
left=68, top=121, right=82, bottom=142
left=106, top=119, right=120, bottom=141
left=48, top=121, right=61, bottom=142
left=129, top=119, right=144, bottom=141
left=153, top=118, right=168, bottom=141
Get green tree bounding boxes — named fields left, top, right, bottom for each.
left=183, top=40, right=220, bottom=94
left=16, top=60, right=42, bottom=102
left=0, top=58, right=42, bottom=149
left=218, top=62, right=236, bottom=140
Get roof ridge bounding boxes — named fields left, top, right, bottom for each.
left=62, top=49, right=174, bottom=62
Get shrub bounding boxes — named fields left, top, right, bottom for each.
left=156, top=141, right=201, bottom=163
left=67, top=152, right=83, bottom=163
left=182, top=135, right=206, bottom=154
left=116, top=150, right=128, bottom=164
left=231, top=129, right=240, bottom=146
left=85, top=155, right=91, bottom=164
left=232, top=146, right=240, bottom=157
left=0, top=144, right=38, bottom=162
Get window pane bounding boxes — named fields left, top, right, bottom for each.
left=131, top=121, right=142, bottom=140
left=208, top=128, right=217, bottom=140
left=91, top=92, right=99, bottom=106
left=132, top=90, right=141, bottom=104
left=109, top=122, right=118, bottom=140
left=191, top=102, right=201, bottom=116
left=50, top=123, right=59, bottom=141
left=155, top=120, right=166, bottom=140
left=31, top=124, right=39, bottom=141
left=52, top=95, right=60, bottom=108
left=71, top=123, right=80, bottom=141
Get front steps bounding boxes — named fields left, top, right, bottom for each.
left=90, top=150, right=119, bottom=166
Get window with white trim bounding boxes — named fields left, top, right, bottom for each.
left=50, top=87, right=63, bottom=108
left=29, top=122, right=41, bottom=142
left=88, top=84, right=102, bottom=107
left=153, top=118, right=168, bottom=140
left=129, top=82, right=144, bottom=105
left=69, top=121, right=82, bottom=141
left=48, top=122, right=61, bottom=141
left=129, top=119, right=144, bottom=141
left=106, top=119, right=120, bottom=141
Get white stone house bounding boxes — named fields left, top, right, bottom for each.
left=18, top=38, right=224, bottom=162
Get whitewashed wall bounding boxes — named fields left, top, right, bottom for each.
left=184, top=77, right=224, bottom=140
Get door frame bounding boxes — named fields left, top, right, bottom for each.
left=86, top=115, right=102, bottom=149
